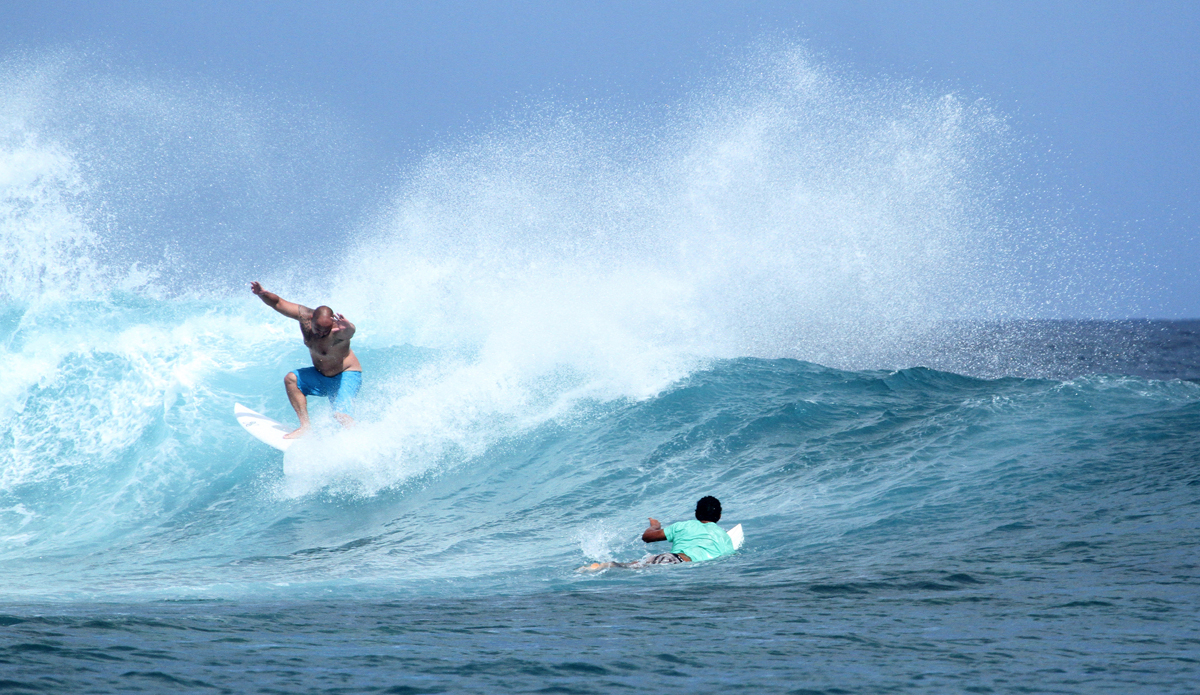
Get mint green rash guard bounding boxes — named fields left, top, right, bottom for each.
left=663, top=520, right=735, bottom=562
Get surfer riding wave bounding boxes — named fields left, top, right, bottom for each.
left=250, top=281, right=361, bottom=438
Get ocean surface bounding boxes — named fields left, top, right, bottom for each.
left=2, top=312, right=1198, bottom=693
left=3, top=45, right=1199, bottom=694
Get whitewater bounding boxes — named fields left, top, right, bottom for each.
left=2, top=46, right=1198, bottom=693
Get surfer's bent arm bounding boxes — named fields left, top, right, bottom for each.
left=250, top=281, right=311, bottom=321
left=331, top=315, right=356, bottom=340
left=642, top=517, right=667, bottom=543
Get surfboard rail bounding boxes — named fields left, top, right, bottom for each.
left=234, top=403, right=294, bottom=452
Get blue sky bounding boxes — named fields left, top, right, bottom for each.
left=4, top=1, right=1197, bottom=317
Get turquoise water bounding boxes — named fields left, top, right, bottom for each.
left=3, top=44, right=1199, bottom=693
left=2, top=306, right=1198, bottom=692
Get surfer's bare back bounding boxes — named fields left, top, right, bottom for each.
left=250, top=281, right=362, bottom=438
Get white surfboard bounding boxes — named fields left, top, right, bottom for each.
left=234, top=403, right=294, bottom=452
left=728, top=523, right=744, bottom=550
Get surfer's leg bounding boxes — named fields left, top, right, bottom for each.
left=330, top=371, right=361, bottom=429
left=578, top=552, right=683, bottom=571
left=577, top=561, right=641, bottom=571
left=578, top=562, right=616, bottom=571
left=284, top=371, right=311, bottom=438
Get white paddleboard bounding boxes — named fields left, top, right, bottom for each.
left=234, top=403, right=294, bottom=452
left=728, top=523, right=744, bottom=550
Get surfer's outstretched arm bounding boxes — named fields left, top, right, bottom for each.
left=250, top=281, right=311, bottom=321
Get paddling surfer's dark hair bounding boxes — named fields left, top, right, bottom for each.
left=695, top=496, right=722, bottom=522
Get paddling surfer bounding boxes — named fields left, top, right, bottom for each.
left=579, top=496, right=735, bottom=570
left=250, top=281, right=361, bottom=438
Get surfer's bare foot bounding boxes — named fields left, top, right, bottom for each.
left=283, top=426, right=310, bottom=439
left=577, top=562, right=614, bottom=572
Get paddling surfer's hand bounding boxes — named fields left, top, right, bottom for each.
left=642, top=518, right=667, bottom=543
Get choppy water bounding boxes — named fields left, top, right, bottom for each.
left=3, top=317, right=1198, bottom=693
left=2, top=44, right=1198, bottom=694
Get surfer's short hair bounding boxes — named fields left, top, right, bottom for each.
left=695, top=496, right=722, bottom=522
left=313, top=305, right=334, bottom=322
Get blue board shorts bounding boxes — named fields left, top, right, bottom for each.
left=292, top=368, right=362, bottom=416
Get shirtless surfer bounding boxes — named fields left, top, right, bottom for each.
left=579, top=496, right=735, bottom=571
left=250, top=282, right=361, bottom=438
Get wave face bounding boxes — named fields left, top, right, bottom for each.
left=0, top=45, right=1188, bottom=603
left=2, top=303, right=1197, bottom=600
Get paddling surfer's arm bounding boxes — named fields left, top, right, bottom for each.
left=642, top=517, right=690, bottom=561
left=250, top=281, right=311, bottom=321
left=642, top=518, right=667, bottom=543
